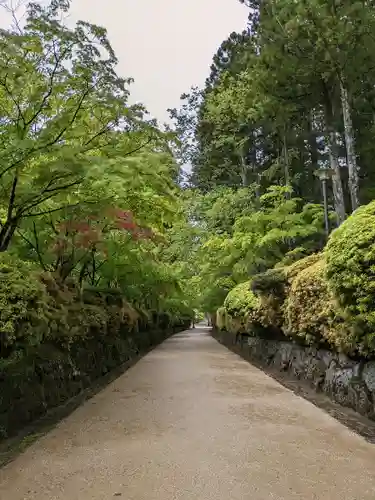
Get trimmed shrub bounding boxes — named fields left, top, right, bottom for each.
left=224, top=281, right=259, bottom=319
left=0, top=254, right=50, bottom=357
left=222, top=282, right=260, bottom=334
left=325, top=201, right=375, bottom=336
left=216, top=307, right=227, bottom=331
left=251, top=268, right=287, bottom=328
left=251, top=268, right=287, bottom=297
left=284, top=259, right=351, bottom=349
left=224, top=315, right=244, bottom=334
left=250, top=254, right=322, bottom=330
left=276, top=246, right=311, bottom=267
left=284, top=252, right=322, bottom=282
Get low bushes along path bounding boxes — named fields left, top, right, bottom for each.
left=1, top=327, right=375, bottom=499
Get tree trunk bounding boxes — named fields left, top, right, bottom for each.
left=304, top=111, right=322, bottom=203
left=322, top=82, right=346, bottom=225
left=339, top=78, right=360, bottom=211
left=308, top=112, right=319, bottom=172
left=239, top=153, right=250, bottom=187
left=326, top=127, right=346, bottom=226
left=0, top=219, right=18, bottom=251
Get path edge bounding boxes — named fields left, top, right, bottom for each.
left=211, top=329, right=375, bottom=444
left=0, top=329, right=180, bottom=468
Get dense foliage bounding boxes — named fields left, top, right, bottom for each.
left=0, top=0, right=194, bottom=358
left=167, top=1, right=375, bottom=359
left=3, top=0, right=375, bottom=437
left=325, top=202, right=375, bottom=333
left=171, top=0, right=375, bottom=221
left=0, top=0, right=194, bottom=438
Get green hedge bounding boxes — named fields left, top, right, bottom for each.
left=219, top=282, right=260, bottom=334
left=224, top=282, right=259, bottom=318
left=216, top=307, right=227, bottom=331
left=284, top=259, right=340, bottom=345
left=0, top=254, right=192, bottom=440
left=284, top=258, right=360, bottom=354
left=251, top=268, right=287, bottom=329
left=216, top=233, right=375, bottom=356
left=325, top=201, right=375, bottom=335
left=249, top=253, right=322, bottom=331
left=0, top=255, right=50, bottom=357
left=215, top=249, right=362, bottom=353
left=0, top=320, right=188, bottom=440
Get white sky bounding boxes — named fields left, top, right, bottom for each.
left=0, top=0, right=247, bottom=123
left=67, top=0, right=248, bottom=124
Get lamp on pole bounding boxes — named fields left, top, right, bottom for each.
left=314, top=166, right=334, bottom=238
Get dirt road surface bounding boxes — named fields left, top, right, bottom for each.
left=1, top=327, right=375, bottom=499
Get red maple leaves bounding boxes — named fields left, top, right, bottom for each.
left=111, top=209, right=154, bottom=241
left=52, top=208, right=154, bottom=255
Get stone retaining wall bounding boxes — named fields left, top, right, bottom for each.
left=0, top=323, right=189, bottom=441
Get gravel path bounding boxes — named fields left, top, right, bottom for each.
left=1, top=327, right=375, bottom=499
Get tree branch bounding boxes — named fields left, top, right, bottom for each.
left=17, top=172, right=77, bottom=210
left=22, top=201, right=81, bottom=218
left=119, top=136, right=154, bottom=157
left=16, top=226, right=47, bottom=270
left=17, top=178, right=84, bottom=217
left=0, top=84, right=94, bottom=180
left=0, top=73, right=26, bottom=127
left=24, top=41, right=73, bottom=127
left=7, top=171, right=18, bottom=220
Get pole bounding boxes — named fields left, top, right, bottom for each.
left=322, top=178, right=330, bottom=238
